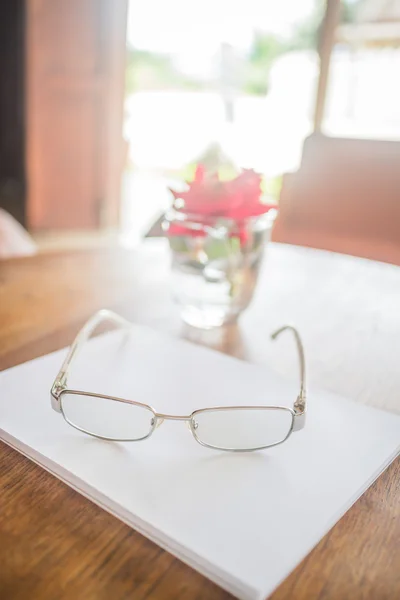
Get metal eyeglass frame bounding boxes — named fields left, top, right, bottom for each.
left=51, top=309, right=307, bottom=452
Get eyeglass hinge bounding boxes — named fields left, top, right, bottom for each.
left=293, top=393, right=306, bottom=431
left=51, top=372, right=67, bottom=412
left=294, top=393, right=306, bottom=415
left=52, top=372, right=66, bottom=397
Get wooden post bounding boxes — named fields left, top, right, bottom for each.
left=26, top=0, right=128, bottom=231
left=314, top=0, right=341, bottom=132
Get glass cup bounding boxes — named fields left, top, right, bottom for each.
left=163, top=209, right=276, bottom=328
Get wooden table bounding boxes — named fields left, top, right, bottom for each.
left=1, top=241, right=399, bottom=600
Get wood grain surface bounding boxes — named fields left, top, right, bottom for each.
left=0, top=240, right=399, bottom=600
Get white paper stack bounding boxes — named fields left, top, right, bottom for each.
left=0, top=327, right=399, bottom=600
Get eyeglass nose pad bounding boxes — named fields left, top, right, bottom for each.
left=151, top=417, right=164, bottom=428
left=188, top=418, right=198, bottom=430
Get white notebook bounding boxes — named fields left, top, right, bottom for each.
left=0, top=326, right=399, bottom=600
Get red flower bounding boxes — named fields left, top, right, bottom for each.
left=167, top=165, right=277, bottom=241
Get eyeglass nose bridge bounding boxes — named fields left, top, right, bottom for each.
left=155, top=413, right=192, bottom=429
left=154, top=412, right=192, bottom=423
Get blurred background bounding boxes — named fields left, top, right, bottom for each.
left=1, top=0, right=400, bottom=262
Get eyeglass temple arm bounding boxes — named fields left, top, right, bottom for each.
left=51, top=309, right=132, bottom=397
left=270, top=325, right=307, bottom=415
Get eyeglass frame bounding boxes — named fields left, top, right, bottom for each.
left=51, top=310, right=307, bottom=452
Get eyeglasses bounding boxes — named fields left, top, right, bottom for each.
left=51, top=310, right=307, bottom=452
